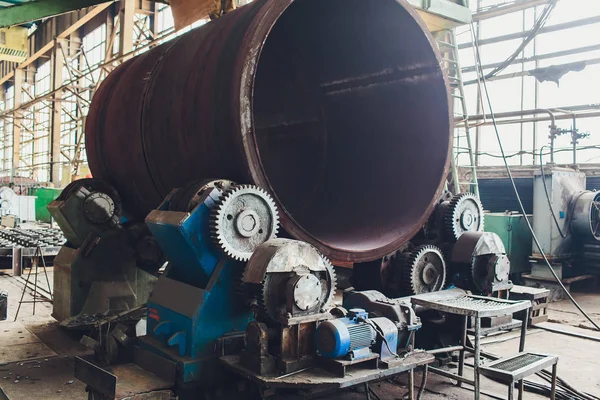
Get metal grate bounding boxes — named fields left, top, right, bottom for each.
left=492, top=353, right=546, bottom=372
left=437, top=296, right=514, bottom=312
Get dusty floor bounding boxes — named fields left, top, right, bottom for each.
left=1, top=267, right=600, bottom=400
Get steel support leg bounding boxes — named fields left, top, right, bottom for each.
left=12, top=247, right=22, bottom=276
left=408, top=368, right=415, bottom=400
left=518, top=379, right=524, bottom=400
left=457, top=315, right=468, bottom=387
left=551, top=363, right=557, bottom=400
left=519, top=309, right=529, bottom=352
left=508, top=382, right=514, bottom=400
left=474, top=317, right=481, bottom=400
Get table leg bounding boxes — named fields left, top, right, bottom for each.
left=519, top=308, right=529, bottom=352
left=518, top=379, right=524, bottom=400
left=474, top=317, right=481, bottom=400
left=408, top=368, right=414, bottom=400
left=508, top=383, right=514, bottom=400
left=457, top=315, right=468, bottom=387
left=551, top=363, right=557, bottom=400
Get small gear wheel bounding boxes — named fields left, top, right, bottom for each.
left=258, top=253, right=336, bottom=324
left=444, top=193, right=484, bottom=241
left=210, top=185, right=279, bottom=261
left=399, top=245, right=446, bottom=296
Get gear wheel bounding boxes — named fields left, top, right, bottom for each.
left=444, top=193, right=484, bottom=241
left=210, top=185, right=279, bottom=261
left=399, top=245, right=446, bottom=296
left=258, top=256, right=336, bottom=324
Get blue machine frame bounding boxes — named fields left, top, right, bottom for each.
left=142, top=187, right=253, bottom=383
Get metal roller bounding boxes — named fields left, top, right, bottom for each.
left=85, top=0, right=452, bottom=262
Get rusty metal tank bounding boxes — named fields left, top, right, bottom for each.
left=85, top=0, right=452, bottom=263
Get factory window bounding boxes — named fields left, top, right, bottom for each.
left=455, top=0, right=600, bottom=167
left=157, top=4, right=174, bottom=34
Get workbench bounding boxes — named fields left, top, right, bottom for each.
left=411, top=289, right=531, bottom=400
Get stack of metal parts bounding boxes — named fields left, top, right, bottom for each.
left=0, top=227, right=65, bottom=257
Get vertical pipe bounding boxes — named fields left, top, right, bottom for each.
left=519, top=9, right=526, bottom=166
left=572, top=116, right=577, bottom=164
left=474, top=0, right=482, bottom=167
left=532, top=5, right=540, bottom=165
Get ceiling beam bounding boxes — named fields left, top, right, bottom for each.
left=0, top=0, right=112, bottom=28
left=473, top=0, right=553, bottom=21
left=0, top=1, right=113, bottom=86
left=459, top=15, right=600, bottom=49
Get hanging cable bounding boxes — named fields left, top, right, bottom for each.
left=470, top=23, right=600, bottom=330
left=416, top=365, right=428, bottom=400
left=483, top=0, right=559, bottom=80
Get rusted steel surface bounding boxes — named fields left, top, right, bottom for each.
left=85, top=0, right=452, bottom=262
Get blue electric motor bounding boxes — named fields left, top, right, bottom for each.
left=316, top=309, right=398, bottom=361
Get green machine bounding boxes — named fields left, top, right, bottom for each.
left=484, top=212, right=533, bottom=277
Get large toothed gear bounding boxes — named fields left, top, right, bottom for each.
left=243, top=239, right=336, bottom=325
left=444, top=193, right=484, bottom=241
left=399, top=245, right=446, bottom=296
left=210, top=185, right=279, bottom=261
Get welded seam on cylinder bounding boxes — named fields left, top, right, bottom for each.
left=321, top=65, right=443, bottom=95
left=137, top=36, right=186, bottom=198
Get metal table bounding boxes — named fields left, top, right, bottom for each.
left=411, top=289, right=531, bottom=400
left=479, top=352, right=558, bottom=400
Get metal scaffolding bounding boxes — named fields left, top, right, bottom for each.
left=0, top=0, right=179, bottom=185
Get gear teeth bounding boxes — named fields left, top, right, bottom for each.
left=209, top=183, right=280, bottom=261
left=398, top=245, right=446, bottom=296
left=322, top=255, right=337, bottom=310
left=444, top=192, right=484, bottom=241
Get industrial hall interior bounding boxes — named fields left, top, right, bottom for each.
left=0, top=0, right=599, bottom=399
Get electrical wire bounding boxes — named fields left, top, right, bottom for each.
left=416, top=365, right=428, bottom=400
left=470, top=22, right=600, bottom=331
left=483, top=0, right=558, bottom=80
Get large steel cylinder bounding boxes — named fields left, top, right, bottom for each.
left=85, top=0, right=452, bottom=262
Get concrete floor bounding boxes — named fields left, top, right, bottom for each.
left=1, top=268, right=600, bottom=400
